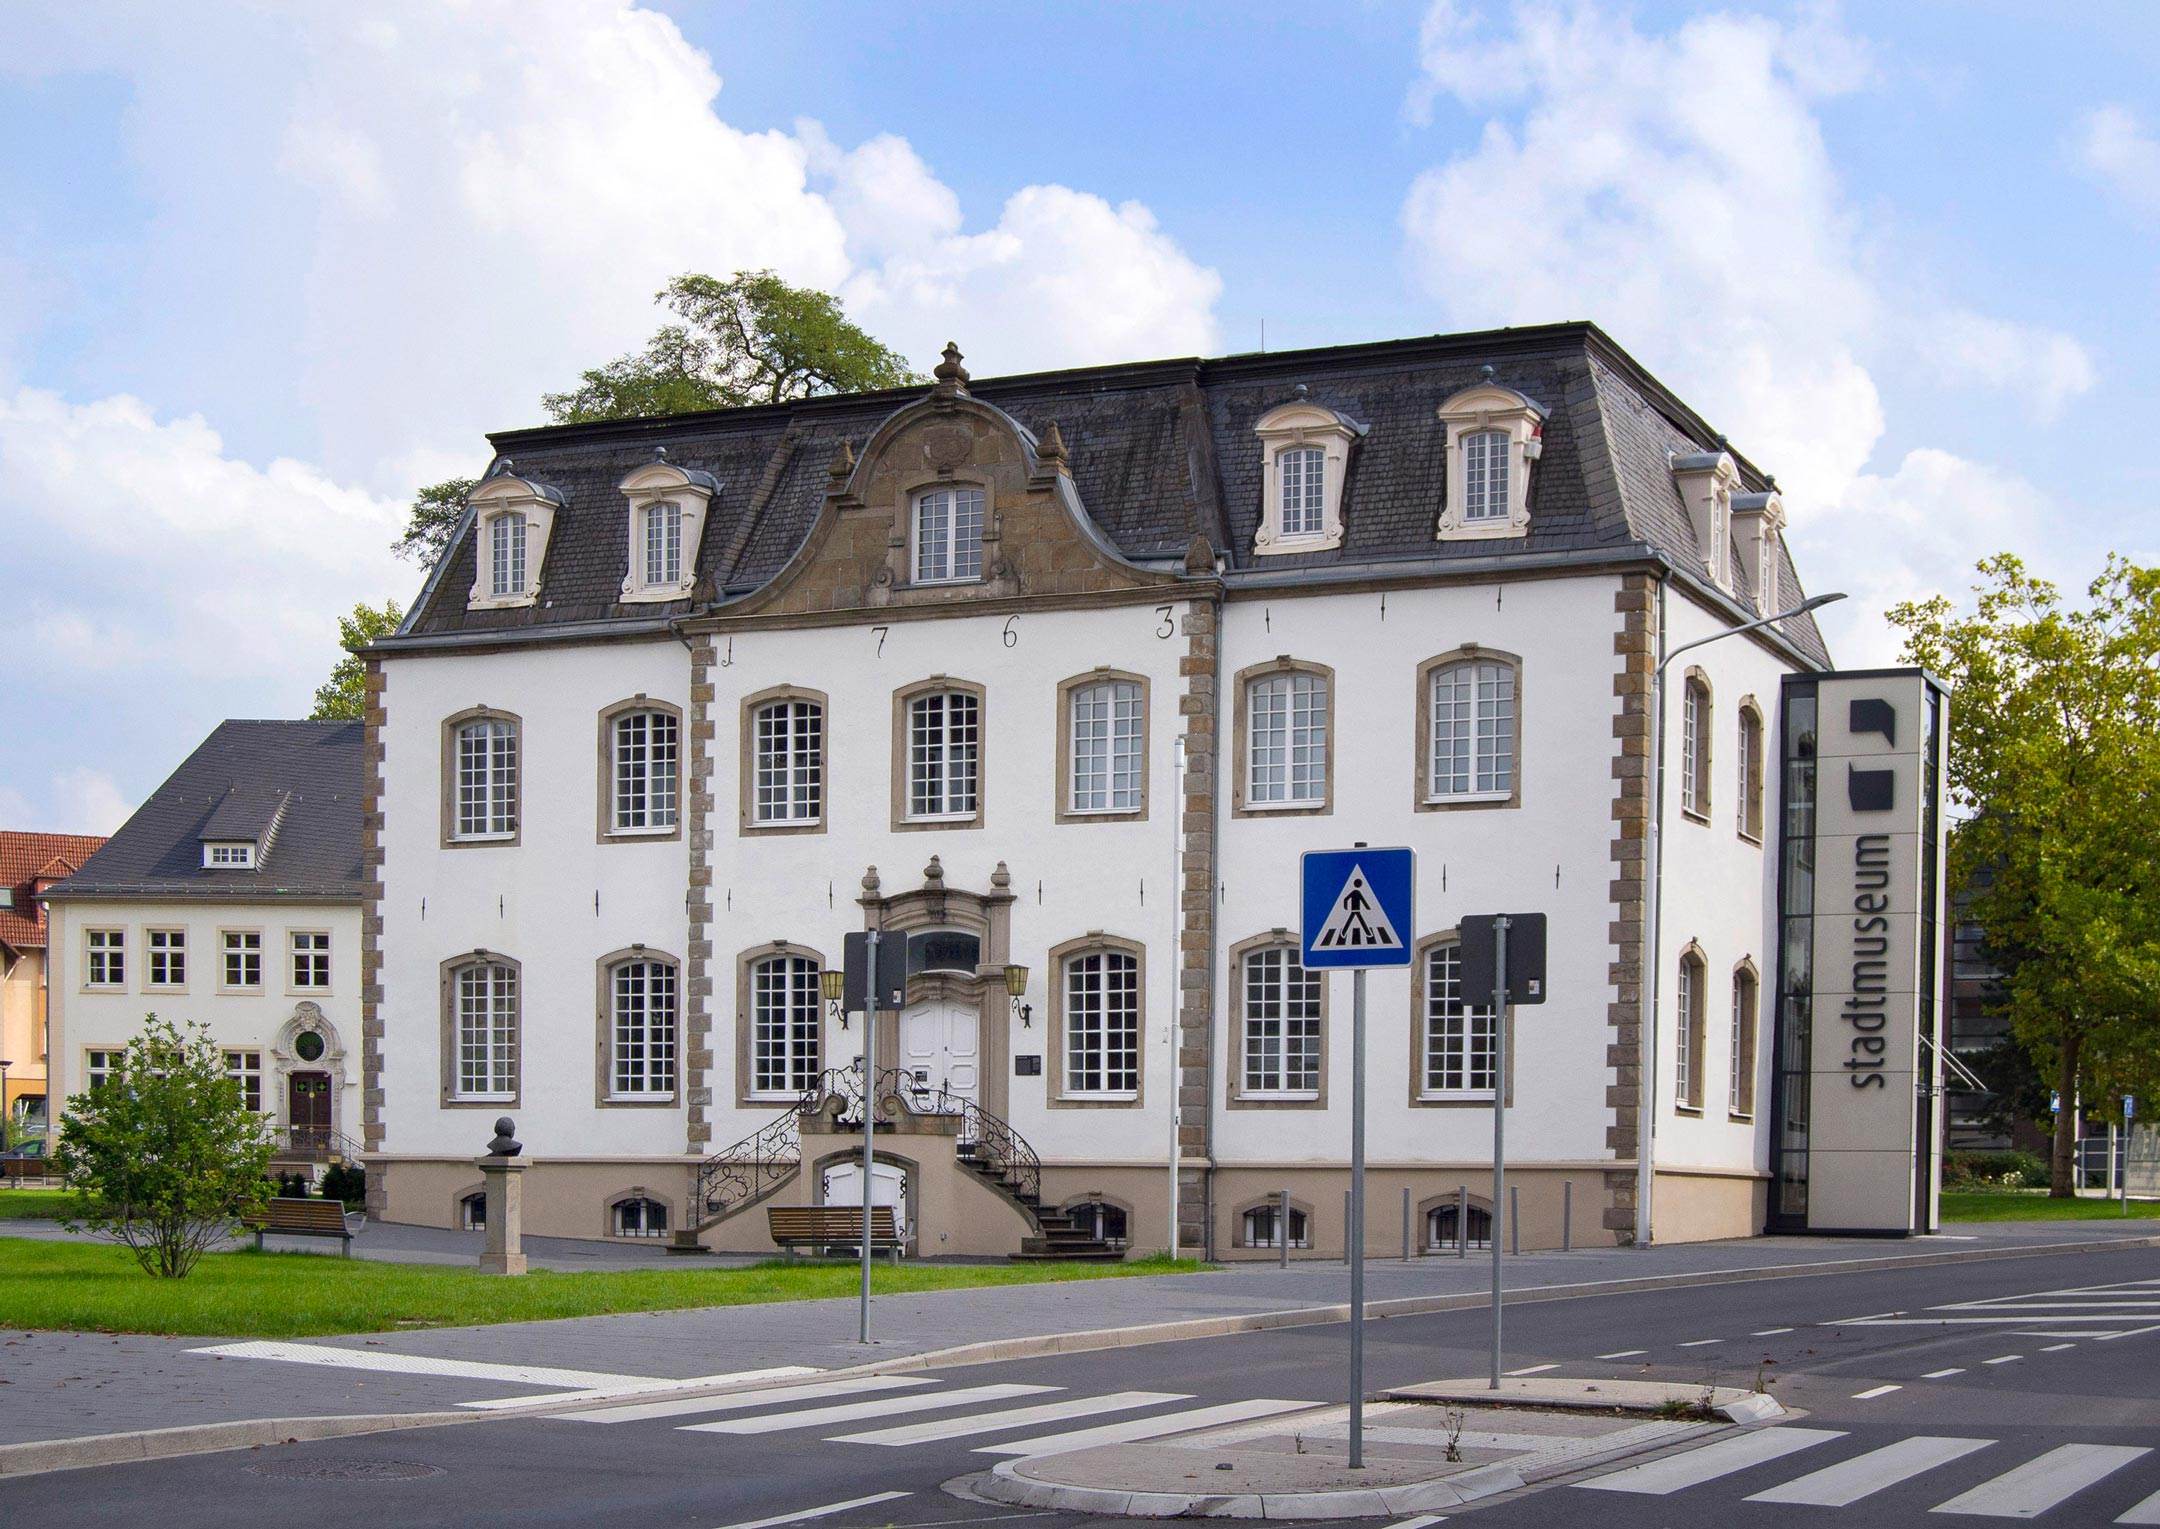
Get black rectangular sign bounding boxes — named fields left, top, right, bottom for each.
left=1459, top=913, right=1548, bottom=1004
left=842, top=930, right=909, bottom=1013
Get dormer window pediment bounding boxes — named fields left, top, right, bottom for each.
left=1253, top=401, right=1366, bottom=555
left=1670, top=450, right=1740, bottom=592
left=1435, top=382, right=1545, bottom=541
left=1731, top=490, right=1786, bottom=613
left=466, top=473, right=565, bottom=611
left=617, top=460, right=718, bottom=603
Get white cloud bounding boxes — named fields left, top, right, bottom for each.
left=50, top=769, right=133, bottom=837
left=1911, top=311, right=2095, bottom=420
left=2079, top=104, right=2160, bottom=215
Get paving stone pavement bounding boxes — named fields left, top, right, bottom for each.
left=2, top=1217, right=2152, bottom=1450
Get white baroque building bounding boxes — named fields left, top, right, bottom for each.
left=364, top=326, right=1842, bottom=1258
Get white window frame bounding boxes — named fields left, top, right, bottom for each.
left=1680, top=676, right=1710, bottom=819
left=454, top=960, right=518, bottom=1102
left=617, top=462, right=715, bottom=602
left=1240, top=947, right=1322, bottom=1099
left=1061, top=949, right=1140, bottom=1100
left=1246, top=671, right=1328, bottom=808
left=1427, top=659, right=1515, bottom=801
left=1737, top=703, right=1764, bottom=841
left=146, top=927, right=186, bottom=990
left=1460, top=429, right=1510, bottom=523
left=223, top=1049, right=263, bottom=1112
left=1420, top=940, right=1498, bottom=1100
left=465, top=474, right=560, bottom=611
left=754, top=699, right=824, bottom=825
left=1675, top=952, right=1705, bottom=1111
left=1068, top=680, right=1144, bottom=815
left=609, top=958, right=678, bottom=1099
left=1252, top=402, right=1362, bottom=554
left=907, top=691, right=980, bottom=821
left=643, top=501, right=683, bottom=588
left=1278, top=445, right=1326, bottom=537
left=204, top=842, right=255, bottom=868
left=1730, top=966, right=1757, bottom=1118
left=749, top=955, right=822, bottom=1100
left=84, top=928, right=125, bottom=989
left=455, top=717, right=519, bottom=841
left=612, top=709, right=679, bottom=834
left=487, top=511, right=527, bottom=600
left=290, top=930, right=331, bottom=991
left=220, top=929, right=262, bottom=991
left=84, top=1049, right=123, bottom=1091
left=1435, top=384, right=1543, bottom=541
left=911, top=486, right=986, bottom=584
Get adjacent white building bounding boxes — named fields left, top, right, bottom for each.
left=363, top=325, right=1850, bottom=1257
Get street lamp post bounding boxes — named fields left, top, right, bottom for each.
left=1635, top=590, right=1844, bottom=1248
left=0, top=1059, right=11, bottom=1152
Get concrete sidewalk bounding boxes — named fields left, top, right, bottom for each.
left=3, top=1219, right=2154, bottom=1461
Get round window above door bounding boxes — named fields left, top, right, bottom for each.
left=295, top=1030, right=326, bottom=1062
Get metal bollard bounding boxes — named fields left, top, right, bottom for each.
left=1509, top=1185, right=1520, bottom=1256
left=1279, top=1188, right=1290, bottom=1270
left=1403, top=1186, right=1413, bottom=1260
left=1457, top=1184, right=1469, bottom=1258
left=1344, top=1189, right=1353, bottom=1265
left=1563, top=1180, right=1573, bottom=1252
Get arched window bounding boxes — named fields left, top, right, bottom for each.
left=487, top=512, right=527, bottom=599
left=905, top=689, right=981, bottom=821
left=1239, top=945, right=1322, bottom=1098
left=643, top=501, right=683, bottom=587
left=1418, top=938, right=1497, bottom=1099
left=610, top=708, right=679, bottom=833
left=1681, top=673, right=1712, bottom=819
left=607, top=956, right=678, bottom=1099
left=1242, top=1203, right=1309, bottom=1249
left=1737, top=702, right=1764, bottom=840
left=448, top=957, right=518, bottom=1102
left=1278, top=445, right=1326, bottom=538
left=612, top=1197, right=669, bottom=1238
left=1730, top=964, right=1759, bottom=1118
left=1065, top=1201, right=1130, bottom=1247
left=460, top=1192, right=486, bottom=1231
left=912, top=486, right=985, bottom=583
left=1426, top=1200, right=1492, bottom=1251
left=749, top=953, right=822, bottom=1099
left=1461, top=430, right=1509, bottom=522
left=1057, top=944, right=1141, bottom=1100
left=752, top=696, right=824, bottom=826
left=451, top=714, right=519, bottom=841
left=1426, top=657, right=1516, bottom=801
left=1067, top=678, right=1145, bottom=814
left=1676, top=947, right=1706, bottom=1111
left=1242, top=665, right=1330, bottom=810
left=906, top=929, right=981, bottom=976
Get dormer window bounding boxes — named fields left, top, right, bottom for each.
left=1436, top=381, right=1544, bottom=541
left=617, top=461, right=716, bottom=603
left=1670, top=450, right=1740, bottom=592
left=204, top=843, right=255, bottom=869
left=1253, top=401, right=1365, bottom=555
left=913, top=486, right=985, bottom=583
left=1732, top=492, right=1786, bottom=613
left=465, top=473, right=563, bottom=611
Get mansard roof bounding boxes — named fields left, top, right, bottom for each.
left=391, top=322, right=1829, bottom=666
left=41, top=721, right=364, bottom=903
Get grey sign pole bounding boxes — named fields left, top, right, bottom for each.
left=1489, top=914, right=1510, bottom=1390
left=860, top=929, right=879, bottom=1345
left=1349, top=963, right=1367, bottom=1469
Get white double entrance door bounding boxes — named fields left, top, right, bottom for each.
left=898, top=1000, right=980, bottom=1112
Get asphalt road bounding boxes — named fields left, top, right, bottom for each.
left=6, top=1242, right=2156, bottom=1528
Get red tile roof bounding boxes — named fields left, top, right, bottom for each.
left=0, top=832, right=108, bottom=951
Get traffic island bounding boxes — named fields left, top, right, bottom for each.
left=1386, top=1374, right=1786, bottom=1423
left=972, top=1390, right=1743, bottom=1518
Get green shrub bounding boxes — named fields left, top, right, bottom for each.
left=1944, top=1150, right=2049, bottom=1190
left=320, top=1164, right=366, bottom=1209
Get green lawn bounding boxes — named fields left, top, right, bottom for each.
left=1941, top=1189, right=2160, bottom=1222
left=0, top=1189, right=74, bottom=1219
left=0, top=1237, right=1209, bottom=1337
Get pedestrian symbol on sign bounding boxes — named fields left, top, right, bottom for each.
left=1313, top=865, right=1402, bottom=951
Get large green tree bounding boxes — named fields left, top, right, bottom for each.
left=311, top=598, right=404, bottom=721
left=1890, top=555, right=2160, bottom=1194
left=55, top=1016, right=276, bottom=1278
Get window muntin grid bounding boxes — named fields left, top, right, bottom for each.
left=1428, top=660, right=1515, bottom=798
left=1681, top=679, right=1707, bottom=816
left=1243, top=1204, right=1309, bottom=1248
left=612, top=710, right=679, bottom=832
left=1063, top=950, right=1139, bottom=1096
left=291, top=931, right=330, bottom=989
left=222, top=930, right=261, bottom=989
left=1462, top=430, right=1509, bottom=521
left=1069, top=681, right=1143, bottom=813
left=1247, top=671, right=1327, bottom=806
left=908, top=691, right=979, bottom=819
left=610, top=959, right=678, bottom=1098
left=750, top=955, right=822, bottom=1097
left=1422, top=942, right=1497, bottom=1096
left=223, top=1050, right=263, bottom=1112
left=85, top=1049, right=122, bottom=1091
left=1241, top=947, right=1322, bottom=1096
left=488, top=513, right=527, bottom=598
left=754, top=700, right=823, bottom=823
left=86, top=929, right=125, bottom=987
left=1278, top=446, right=1325, bottom=537
left=455, top=961, right=518, bottom=1100
left=147, top=928, right=185, bottom=987
left=912, top=487, right=985, bottom=583
left=1676, top=954, right=1704, bottom=1108
left=456, top=718, right=519, bottom=839
left=613, top=1197, right=669, bottom=1237
left=643, top=501, right=683, bottom=587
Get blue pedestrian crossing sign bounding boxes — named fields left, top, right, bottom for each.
left=1300, top=847, right=1415, bottom=968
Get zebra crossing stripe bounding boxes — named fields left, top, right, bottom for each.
left=555, top=1375, right=930, bottom=1424
left=1746, top=1436, right=1994, bottom=1507
left=709, top=1492, right=909, bottom=1529
left=1928, top=1443, right=2151, bottom=1518
left=977, top=1398, right=1312, bottom=1457
left=685, top=1383, right=1058, bottom=1435
left=2117, top=1483, right=2160, bottom=1524
left=830, top=1391, right=1191, bottom=1447
left=1575, top=1427, right=1845, bottom=1494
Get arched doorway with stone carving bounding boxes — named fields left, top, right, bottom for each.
left=270, top=1001, right=352, bottom=1159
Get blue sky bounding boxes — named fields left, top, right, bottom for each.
left=4, top=1, right=2155, bottom=832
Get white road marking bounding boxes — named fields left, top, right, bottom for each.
left=1597, top=1350, right=1648, bottom=1359
left=1828, top=1312, right=1902, bottom=1324
left=830, top=1391, right=1189, bottom=1447
left=1747, top=1436, right=1993, bottom=1507
left=555, top=1376, right=931, bottom=1424
left=1851, top=1385, right=1903, bottom=1400
left=977, top=1399, right=1313, bottom=1458
left=1751, top=1328, right=1795, bottom=1336
left=2096, top=1325, right=2160, bottom=1341
left=1382, top=1516, right=1449, bottom=1529
left=1505, top=1364, right=1561, bottom=1376
left=1575, top=1427, right=1845, bottom=1494
left=710, top=1491, right=909, bottom=1529
left=2119, top=1483, right=2160, bottom=1524
left=1923, top=1368, right=1968, bottom=1379
left=1929, top=1443, right=2151, bottom=1518
left=1678, top=1338, right=1724, bottom=1347
left=462, top=1365, right=825, bottom=1410
left=191, top=1339, right=655, bottom=1391
left=687, top=1383, right=1058, bottom=1435
left=1983, top=1355, right=2023, bottom=1365
left=2041, top=1343, right=2077, bottom=1352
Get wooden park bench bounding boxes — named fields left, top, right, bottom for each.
left=244, top=1196, right=355, bottom=1255
left=766, top=1205, right=904, bottom=1262
left=0, top=1153, right=54, bottom=1189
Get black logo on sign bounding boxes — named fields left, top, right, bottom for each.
left=1850, top=697, right=1897, bottom=746
left=1848, top=764, right=1895, bottom=813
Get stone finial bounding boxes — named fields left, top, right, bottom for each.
left=1293, top=382, right=1308, bottom=399
left=933, top=341, right=971, bottom=395
left=487, top=1117, right=522, bottom=1157
left=827, top=439, right=856, bottom=482
left=923, top=853, right=945, bottom=888
left=861, top=865, right=881, bottom=896
left=1037, top=420, right=1068, bottom=469
left=1479, top=364, right=1496, bottom=383
left=991, top=860, right=1011, bottom=890
left=1184, top=533, right=1214, bottom=576
left=654, top=444, right=669, bottom=461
